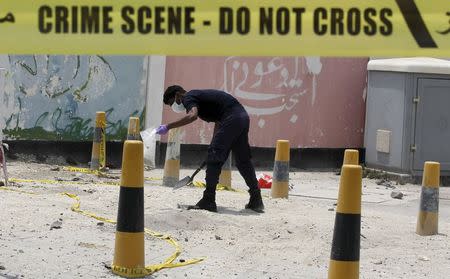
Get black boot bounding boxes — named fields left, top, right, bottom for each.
left=245, top=188, right=264, bottom=213
left=188, top=191, right=217, bottom=212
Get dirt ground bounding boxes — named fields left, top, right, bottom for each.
left=0, top=157, right=449, bottom=279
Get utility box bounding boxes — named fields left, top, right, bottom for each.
left=365, top=58, right=450, bottom=176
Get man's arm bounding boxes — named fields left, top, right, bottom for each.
left=167, top=107, right=198, bottom=130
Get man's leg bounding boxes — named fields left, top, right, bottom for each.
left=192, top=117, right=238, bottom=212
left=231, top=125, right=264, bottom=213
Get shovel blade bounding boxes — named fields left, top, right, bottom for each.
left=173, top=176, right=191, bottom=189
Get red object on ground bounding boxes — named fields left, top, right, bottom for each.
left=258, top=174, right=272, bottom=189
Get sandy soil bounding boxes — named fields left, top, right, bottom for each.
left=0, top=158, right=449, bottom=279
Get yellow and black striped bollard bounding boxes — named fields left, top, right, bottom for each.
left=163, top=128, right=181, bottom=187
left=90, top=111, right=106, bottom=171
left=328, top=164, right=362, bottom=279
left=112, top=140, right=146, bottom=277
left=343, top=149, right=359, bottom=166
left=271, top=140, right=290, bottom=198
left=416, top=161, right=440, bottom=236
left=219, top=154, right=232, bottom=188
left=127, top=117, right=141, bottom=141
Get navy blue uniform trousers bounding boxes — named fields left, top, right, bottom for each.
left=205, top=105, right=259, bottom=195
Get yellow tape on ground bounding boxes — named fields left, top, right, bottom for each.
left=0, top=186, right=36, bottom=195
left=0, top=0, right=448, bottom=56
left=63, top=166, right=102, bottom=175
left=62, top=193, right=204, bottom=276
left=9, top=177, right=120, bottom=187
left=192, top=180, right=246, bottom=193
left=63, top=166, right=162, bottom=181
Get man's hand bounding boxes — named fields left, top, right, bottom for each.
left=155, top=124, right=169, bottom=135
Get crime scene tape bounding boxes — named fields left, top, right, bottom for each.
left=63, top=166, right=102, bottom=175
left=62, top=166, right=162, bottom=181
left=0, top=185, right=36, bottom=195
left=62, top=193, right=205, bottom=276
left=9, top=177, right=120, bottom=187
left=193, top=180, right=247, bottom=193
left=0, top=0, right=448, bottom=56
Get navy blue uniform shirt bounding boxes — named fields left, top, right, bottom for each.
left=182, top=89, right=240, bottom=122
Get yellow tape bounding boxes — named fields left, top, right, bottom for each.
left=63, top=166, right=162, bottom=182
left=63, top=166, right=102, bottom=175
left=9, top=177, right=120, bottom=187
left=192, top=180, right=246, bottom=193
left=0, top=186, right=36, bottom=195
left=0, top=0, right=448, bottom=56
left=62, top=193, right=204, bottom=276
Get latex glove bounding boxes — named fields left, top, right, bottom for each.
left=155, top=124, right=169, bottom=135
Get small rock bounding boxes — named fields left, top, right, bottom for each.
left=0, top=181, right=4, bottom=187
left=179, top=259, right=185, bottom=263
left=72, top=177, right=81, bottom=181
left=18, top=250, right=24, bottom=253
left=50, top=220, right=62, bottom=230
left=418, top=256, right=430, bottom=261
left=215, top=235, right=222, bottom=240
left=50, top=166, right=60, bottom=171
left=328, top=207, right=335, bottom=211
left=55, top=177, right=64, bottom=182
left=184, top=237, right=188, bottom=242
left=287, top=230, right=293, bottom=234
left=391, top=191, right=404, bottom=199
left=97, top=222, right=104, bottom=226
left=0, top=265, right=5, bottom=270
left=374, top=260, right=383, bottom=265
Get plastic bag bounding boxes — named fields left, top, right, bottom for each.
left=257, top=173, right=272, bottom=189
left=140, top=127, right=157, bottom=169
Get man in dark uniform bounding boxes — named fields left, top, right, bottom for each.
left=155, top=85, right=264, bottom=213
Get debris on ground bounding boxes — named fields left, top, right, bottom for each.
left=376, top=179, right=395, bottom=189
left=50, top=219, right=63, bottom=230
left=390, top=191, right=404, bottom=200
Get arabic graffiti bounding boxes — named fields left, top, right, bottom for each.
left=437, top=12, right=450, bottom=35
left=0, top=12, right=14, bottom=24
left=221, top=56, right=322, bottom=127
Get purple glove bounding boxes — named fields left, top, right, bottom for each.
left=155, top=124, right=169, bottom=135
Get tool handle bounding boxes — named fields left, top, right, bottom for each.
left=191, top=161, right=206, bottom=179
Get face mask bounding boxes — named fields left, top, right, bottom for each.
left=171, top=101, right=186, bottom=113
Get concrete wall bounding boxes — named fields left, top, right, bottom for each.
left=1, top=55, right=369, bottom=150
left=162, top=56, right=368, bottom=148
left=0, top=55, right=148, bottom=141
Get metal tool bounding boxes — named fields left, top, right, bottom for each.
left=173, top=161, right=206, bottom=190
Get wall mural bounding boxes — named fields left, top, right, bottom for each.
left=0, top=55, right=147, bottom=141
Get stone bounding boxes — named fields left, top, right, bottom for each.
left=391, top=191, right=404, bottom=199
left=50, top=220, right=62, bottom=230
